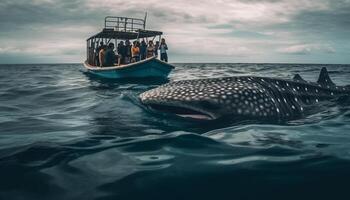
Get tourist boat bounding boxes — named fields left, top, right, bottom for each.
left=84, top=14, right=174, bottom=79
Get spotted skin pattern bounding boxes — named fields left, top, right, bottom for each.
left=140, top=68, right=350, bottom=120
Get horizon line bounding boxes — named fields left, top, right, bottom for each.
left=0, top=62, right=349, bottom=65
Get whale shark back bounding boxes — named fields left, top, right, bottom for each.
left=293, top=74, right=307, bottom=83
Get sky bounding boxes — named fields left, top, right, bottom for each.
left=0, top=0, right=350, bottom=64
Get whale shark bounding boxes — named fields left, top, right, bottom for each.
left=139, top=67, right=350, bottom=121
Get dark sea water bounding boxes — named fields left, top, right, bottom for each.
left=0, top=63, right=350, bottom=200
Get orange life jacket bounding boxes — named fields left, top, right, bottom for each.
left=131, top=46, right=140, bottom=57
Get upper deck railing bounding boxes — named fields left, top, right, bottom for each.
left=104, top=15, right=146, bottom=32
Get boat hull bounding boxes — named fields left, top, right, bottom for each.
left=83, top=57, right=174, bottom=79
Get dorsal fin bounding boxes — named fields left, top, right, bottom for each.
left=293, top=74, right=307, bottom=82
left=317, top=67, right=335, bottom=86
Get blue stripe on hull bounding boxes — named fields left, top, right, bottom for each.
left=86, top=59, right=173, bottom=79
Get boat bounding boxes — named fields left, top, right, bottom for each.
left=84, top=14, right=174, bottom=79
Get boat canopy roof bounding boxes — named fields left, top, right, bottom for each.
left=88, top=28, right=163, bottom=40
left=87, top=15, right=162, bottom=41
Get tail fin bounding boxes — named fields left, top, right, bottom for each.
left=317, top=67, right=335, bottom=86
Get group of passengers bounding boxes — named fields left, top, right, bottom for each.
left=95, top=38, right=168, bottom=67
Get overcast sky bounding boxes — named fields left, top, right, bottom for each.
left=0, top=0, right=350, bottom=64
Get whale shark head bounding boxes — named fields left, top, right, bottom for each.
left=139, top=77, right=275, bottom=120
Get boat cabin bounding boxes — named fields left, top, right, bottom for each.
left=86, top=14, right=163, bottom=66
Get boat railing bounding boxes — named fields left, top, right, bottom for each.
left=105, top=16, right=146, bottom=32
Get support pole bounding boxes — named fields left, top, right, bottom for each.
left=86, top=39, right=89, bottom=64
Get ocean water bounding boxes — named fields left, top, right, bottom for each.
left=0, top=63, right=350, bottom=200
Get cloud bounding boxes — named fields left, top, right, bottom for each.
left=0, top=40, right=84, bottom=56
left=278, top=44, right=336, bottom=55
left=0, top=0, right=349, bottom=63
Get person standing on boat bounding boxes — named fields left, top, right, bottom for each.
left=104, top=43, right=116, bottom=66
left=147, top=41, right=155, bottom=58
left=125, top=40, right=132, bottom=64
left=154, top=41, right=160, bottom=58
left=95, top=42, right=104, bottom=66
left=159, top=38, right=168, bottom=62
left=98, top=45, right=106, bottom=67
left=117, top=41, right=127, bottom=65
left=140, top=40, right=147, bottom=60
left=131, top=41, right=140, bottom=63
